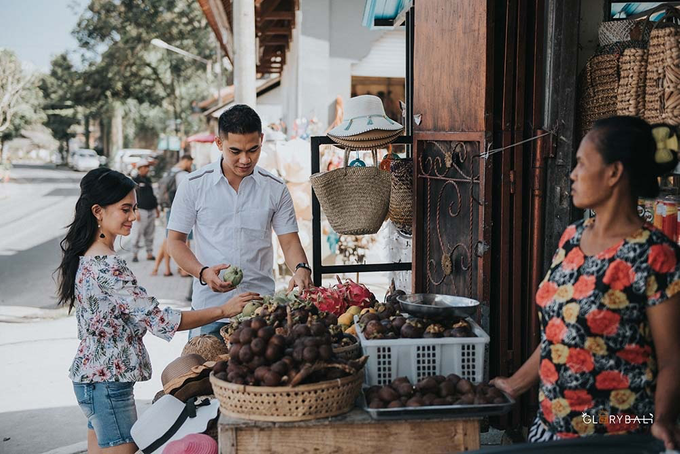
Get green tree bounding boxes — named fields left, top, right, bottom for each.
left=0, top=50, right=46, bottom=148
left=40, top=53, right=82, bottom=158
left=73, top=0, right=215, bottom=143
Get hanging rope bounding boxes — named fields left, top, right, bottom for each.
left=479, top=129, right=557, bottom=160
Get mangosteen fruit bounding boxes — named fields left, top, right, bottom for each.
left=439, top=381, right=457, bottom=398
left=250, top=338, right=266, bottom=356
left=258, top=326, right=275, bottom=341
left=239, top=327, right=255, bottom=344
left=415, top=377, right=438, bottom=393
left=239, top=344, right=254, bottom=363
left=318, top=344, right=333, bottom=361
left=387, top=400, right=403, bottom=408
left=310, top=322, right=326, bottom=337
left=271, top=360, right=288, bottom=376
left=228, top=344, right=242, bottom=362
left=250, top=316, right=267, bottom=332
left=406, top=397, right=424, bottom=407
left=359, top=312, right=380, bottom=325
left=378, top=386, right=400, bottom=403
left=391, top=376, right=411, bottom=387
left=214, top=371, right=228, bottom=381
left=241, top=319, right=252, bottom=328
left=213, top=360, right=228, bottom=374
left=269, top=334, right=286, bottom=348
left=400, top=323, right=422, bottom=339
left=263, top=371, right=282, bottom=386
left=293, top=324, right=311, bottom=339
left=254, top=366, right=270, bottom=382
left=391, top=316, right=407, bottom=332
left=265, top=344, right=283, bottom=362
left=293, top=346, right=304, bottom=363
left=229, top=332, right=241, bottom=345
left=364, top=320, right=386, bottom=339
left=456, top=379, right=474, bottom=394
left=396, top=382, right=414, bottom=398
left=302, top=346, right=319, bottom=363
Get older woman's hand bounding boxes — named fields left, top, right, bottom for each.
left=489, top=376, right=518, bottom=399
left=651, top=419, right=680, bottom=450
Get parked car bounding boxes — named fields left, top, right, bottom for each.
left=72, top=149, right=101, bottom=172
left=112, top=148, right=154, bottom=175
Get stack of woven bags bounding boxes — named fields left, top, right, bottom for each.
left=579, top=3, right=680, bottom=138
left=311, top=95, right=413, bottom=236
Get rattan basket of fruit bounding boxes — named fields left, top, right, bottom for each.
left=212, top=307, right=367, bottom=422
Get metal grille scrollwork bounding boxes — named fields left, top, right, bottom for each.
left=418, top=140, right=485, bottom=297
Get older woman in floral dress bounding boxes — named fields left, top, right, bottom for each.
left=492, top=116, right=680, bottom=449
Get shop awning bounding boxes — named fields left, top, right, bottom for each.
left=187, top=132, right=216, bottom=143
left=362, top=0, right=411, bottom=30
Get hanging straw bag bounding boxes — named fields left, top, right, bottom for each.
left=310, top=149, right=390, bottom=235
left=617, top=47, right=649, bottom=117
left=644, top=6, right=680, bottom=125
left=388, top=158, right=413, bottom=236
left=577, top=53, right=620, bottom=138
left=599, top=19, right=651, bottom=46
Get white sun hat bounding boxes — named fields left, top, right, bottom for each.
left=130, top=395, right=219, bottom=454
left=328, top=95, right=403, bottom=138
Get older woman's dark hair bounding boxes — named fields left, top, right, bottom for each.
left=55, top=168, right=136, bottom=311
left=590, top=116, right=678, bottom=199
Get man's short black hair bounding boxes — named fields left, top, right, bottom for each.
left=218, top=104, right=262, bottom=138
left=180, top=154, right=193, bottom=161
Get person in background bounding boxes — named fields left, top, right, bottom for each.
left=131, top=159, right=158, bottom=263
left=491, top=116, right=680, bottom=449
left=152, top=154, right=194, bottom=276
left=56, top=167, right=258, bottom=454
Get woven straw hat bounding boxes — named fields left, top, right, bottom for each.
left=162, top=354, right=215, bottom=402
left=328, top=95, right=403, bottom=138
left=328, top=129, right=403, bottom=150
left=163, top=433, right=218, bottom=454
left=182, top=335, right=228, bottom=361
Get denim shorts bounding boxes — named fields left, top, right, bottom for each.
left=73, top=382, right=137, bottom=448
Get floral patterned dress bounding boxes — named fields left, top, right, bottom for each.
left=69, top=255, right=181, bottom=383
left=536, top=218, right=680, bottom=438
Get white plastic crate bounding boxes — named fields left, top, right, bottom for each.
left=354, top=316, right=490, bottom=386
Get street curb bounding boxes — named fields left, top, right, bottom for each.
left=41, top=441, right=87, bottom=454
left=0, top=306, right=70, bottom=323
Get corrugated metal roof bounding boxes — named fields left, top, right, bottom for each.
left=362, top=0, right=408, bottom=29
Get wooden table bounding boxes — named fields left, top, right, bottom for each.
left=218, top=408, right=480, bottom=453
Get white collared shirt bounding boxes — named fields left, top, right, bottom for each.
left=167, top=160, right=298, bottom=317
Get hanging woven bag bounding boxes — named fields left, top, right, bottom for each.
left=310, top=149, right=390, bottom=235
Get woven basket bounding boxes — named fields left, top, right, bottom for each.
left=578, top=53, right=620, bottom=138
left=310, top=149, right=390, bottom=235
left=617, top=47, right=649, bottom=116
left=599, top=19, right=651, bottom=46
left=333, top=339, right=362, bottom=361
left=645, top=26, right=680, bottom=125
left=388, top=159, right=413, bottom=236
left=209, top=370, right=364, bottom=422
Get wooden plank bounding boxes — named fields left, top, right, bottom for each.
left=219, top=411, right=480, bottom=453
left=262, top=38, right=288, bottom=46
left=263, top=27, right=291, bottom=35
left=413, top=0, right=489, bottom=132
left=261, top=10, right=295, bottom=21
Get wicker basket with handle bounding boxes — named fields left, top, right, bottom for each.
left=644, top=6, right=680, bottom=124
left=209, top=369, right=364, bottom=422
left=388, top=158, right=413, bottom=236
left=310, top=149, right=390, bottom=235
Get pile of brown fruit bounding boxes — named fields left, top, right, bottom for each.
left=359, top=312, right=474, bottom=340
left=214, top=316, right=366, bottom=387
left=365, top=375, right=506, bottom=409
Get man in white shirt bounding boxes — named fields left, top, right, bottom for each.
left=167, top=105, right=313, bottom=338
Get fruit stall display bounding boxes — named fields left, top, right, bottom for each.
left=211, top=278, right=507, bottom=424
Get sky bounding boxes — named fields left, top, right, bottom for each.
left=0, top=0, right=84, bottom=72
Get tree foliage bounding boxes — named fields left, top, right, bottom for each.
left=0, top=50, right=45, bottom=143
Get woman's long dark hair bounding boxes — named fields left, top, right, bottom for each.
left=56, top=167, right=136, bottom=311
left=590, top=116, right=679, bottom=199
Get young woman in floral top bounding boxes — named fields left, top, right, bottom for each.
left=492, top=117, right=680, bottom=449
left=57, top=168, right=259, bottom=454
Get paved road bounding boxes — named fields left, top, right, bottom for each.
left=0, top=163, right=194, bottom=309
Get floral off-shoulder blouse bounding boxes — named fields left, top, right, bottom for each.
left=69, top=255, right=181, bottom=383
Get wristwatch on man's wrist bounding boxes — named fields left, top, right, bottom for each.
left=295, top=262, right=311, bottom=273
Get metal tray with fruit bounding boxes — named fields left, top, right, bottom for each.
left=397, top=294, right=480, bottom=319
left=359, top=376, right=515, bottom=420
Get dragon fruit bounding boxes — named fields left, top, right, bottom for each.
left=334, top=276, right=374, bottom=309
left=300, top=286, right=347, bottom=316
